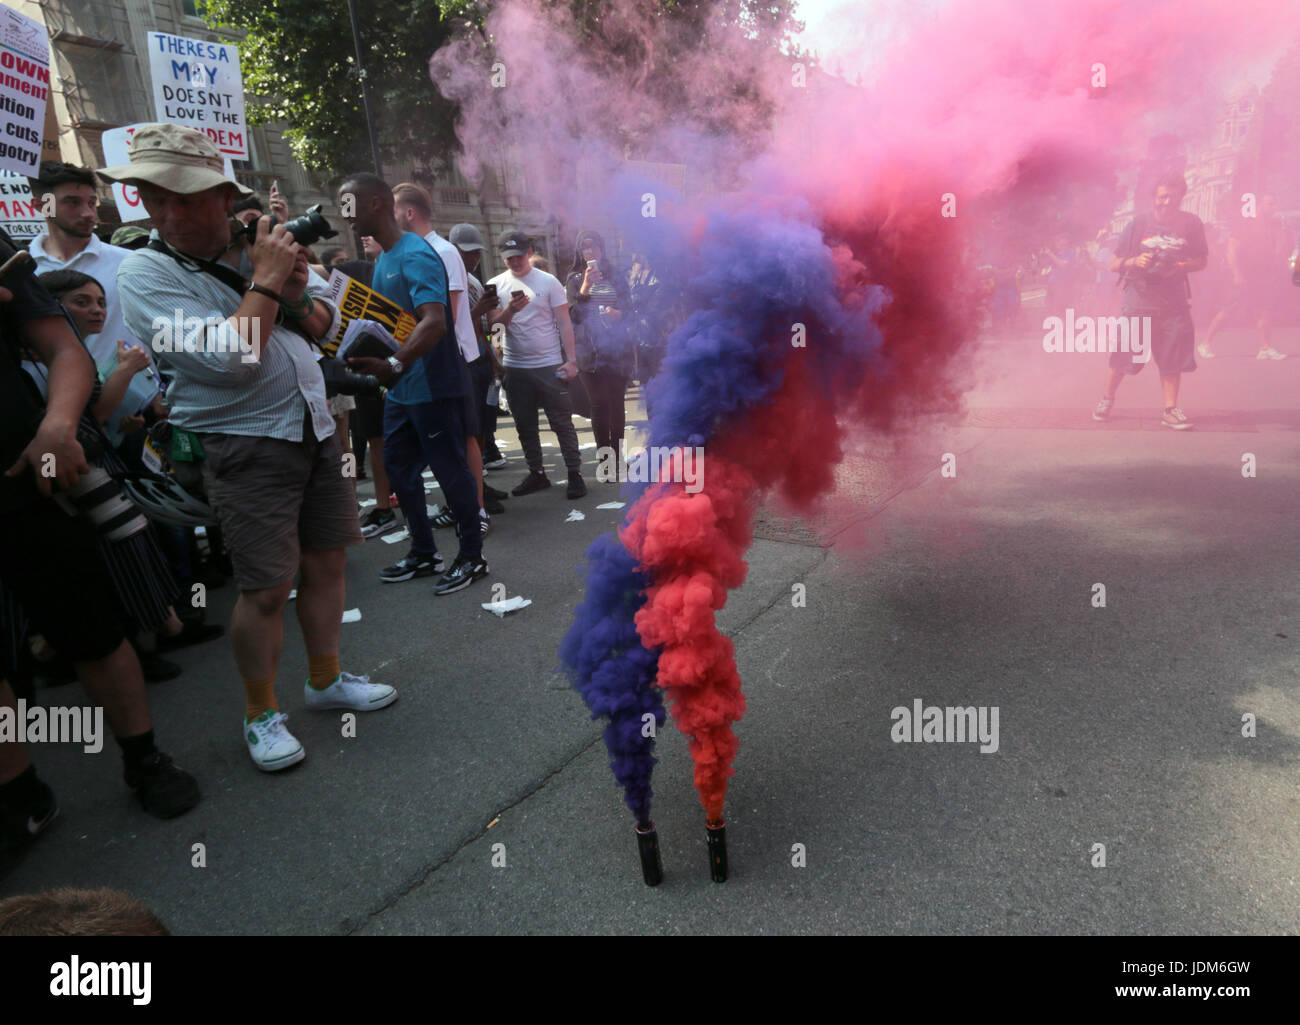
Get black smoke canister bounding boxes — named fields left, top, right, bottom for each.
left=706, top=819, right=728, bottom=882
left=635, top=821, right=664, bottom=886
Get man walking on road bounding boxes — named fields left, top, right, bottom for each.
left=1093, top=171, right=1208, bottom=430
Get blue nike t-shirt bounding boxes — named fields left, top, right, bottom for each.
left=372, top=231, right=465, bottom=404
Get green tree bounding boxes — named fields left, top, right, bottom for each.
left=199, top=0, right=471, bottom=176
left=199, top=0, right=805, bottom=178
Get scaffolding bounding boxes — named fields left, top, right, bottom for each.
left=38, top=0, right=151, bottom=131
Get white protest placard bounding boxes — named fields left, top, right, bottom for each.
left=0, top=169, right=41, bottom=239
left=103, top=122, right=238, bottom=222
left=0, top=4, right=51, bottom=175
left=102, top=125, right=148, bottom=222
left=145, top=31, right=247, bottom=159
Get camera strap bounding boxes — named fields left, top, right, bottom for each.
left=147, top=237, right=252, bottom=297
left=147, top=236, right=320, bottom=343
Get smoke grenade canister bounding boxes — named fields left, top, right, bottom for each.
left=635, top=821, right=663, bottom=886
left=706, top=819, right=728, bottom=883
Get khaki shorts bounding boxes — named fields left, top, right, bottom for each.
left=198, top=423, right=362, bottom=592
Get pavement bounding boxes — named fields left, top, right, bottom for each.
left=3, top=322, right=1298, bottom=935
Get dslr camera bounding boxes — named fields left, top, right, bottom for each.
left=233, top=203, right=338, bottom=248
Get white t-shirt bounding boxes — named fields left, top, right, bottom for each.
left=486, top=266, right=568, bottom=369
left=424, top=231, right=478, bottom=364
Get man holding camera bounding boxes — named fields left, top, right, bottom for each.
left=103, top=124, right=396, bottom=773
left=1093, top=170, right=1208, bottom=430
left=0, top=229, right=200, bottom=856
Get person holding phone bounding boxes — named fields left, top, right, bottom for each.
left=565, top=230, right=631, bottom=474
left=485, top=230, right=587, bottom=499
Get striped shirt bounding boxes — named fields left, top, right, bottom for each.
left=118, top=235, right=340, bottom=442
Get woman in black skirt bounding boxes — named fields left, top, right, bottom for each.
left=30, top=271, right=221, bottom=679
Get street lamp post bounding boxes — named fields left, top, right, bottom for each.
left=346, top=0, right=384, bottom=178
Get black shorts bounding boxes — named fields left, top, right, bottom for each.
left=1108, top=307, right=1196, bottom=376
left=355, top=392, right=385, bottom=439
left=0, top=498, right=125, bottom=661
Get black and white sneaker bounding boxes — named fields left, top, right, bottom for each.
left=0, top=777, right=58, bottom=862
left=360, top=507, right=398, bottom=538
left=430, top=505, right=457, bottom=529
left=380, top=551, right=445, bottom=583
left=434, top=554, right=489, bottom=595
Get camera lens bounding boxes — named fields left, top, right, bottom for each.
left=284, top=205, right=338, bottom=248
left=63, top=467, right=150, bottom=543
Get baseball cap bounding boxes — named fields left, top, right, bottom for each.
left=110, top=225, right=150, bottom=249
left=450, top=223, right=487, bottom=253
left=496, top=229, right=530, bottom=258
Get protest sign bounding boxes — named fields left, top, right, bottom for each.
left=146, top=31, right=247, bottom=159
left=0, top=4, right=50, bottom=175
left=321, top=270, right=417, bottom=358
left=0, top=169, right=42, bottom=240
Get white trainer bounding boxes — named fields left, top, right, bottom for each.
left=303, top=671, right=398, bottom=712
left=244, top=710, right=305, bottom=772
left=1257, top=347, right=1287, bottom=360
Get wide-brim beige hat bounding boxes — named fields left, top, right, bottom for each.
left=98, top=122, right=253, bottom=197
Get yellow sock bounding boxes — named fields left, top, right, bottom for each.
left=307, top=654, right=340, bottom=691
left=244, top=677, right=277, bottom=721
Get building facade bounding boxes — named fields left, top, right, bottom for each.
left=16, top=0, right=550, bottom=268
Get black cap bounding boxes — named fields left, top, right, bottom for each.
left=497, top=229, right=530, bottom=257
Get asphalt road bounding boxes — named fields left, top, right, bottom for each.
left=4, top=324, right=1298, bottom=935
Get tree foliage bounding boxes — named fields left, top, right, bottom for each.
left=198, top=0, right=805, bottom=177
left=199, top=0, right=471, bottom=176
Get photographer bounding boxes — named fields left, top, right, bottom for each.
left=0, top=229, right=200, bottom=858
left=1092, top=170, right=1207, bottom=430
left=102, top=124, right=397, bottom=774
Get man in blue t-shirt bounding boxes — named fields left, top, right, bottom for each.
left=339, top=174, right=486, bottom=594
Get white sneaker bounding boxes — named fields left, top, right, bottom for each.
left=244, top=710, right=305, bottom=772
left=1257, top=347, right=1287, bottom=360
left=303, top=671, right=397, bottom=711
left=1197, top=343, right=1215, bottom=359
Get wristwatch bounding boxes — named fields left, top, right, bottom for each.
left=387, top=355, right=405, bottom=376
